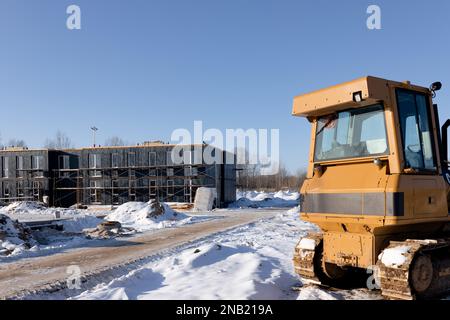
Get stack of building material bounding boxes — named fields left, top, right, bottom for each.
left=193, top=188, right=217, bottom=212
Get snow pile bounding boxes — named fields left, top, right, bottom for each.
left=58, top=215, right=104, bottom=234
left=241, top=191, right=272, bottom=201
left=0, top=214, right=36, bottom=256
left=273, top=190, right=300, bottom=201
left=0, top=201, right=87, bottom=218
left=0, top=201, right=47, bottom=214
left=230, top=190, right=300, bottom=209
left=378, top=245, right=411, bottom=268
left=298, top=238, right=316, bottom=251
left=105, top=201, right=191, bottom=232
left=236, top=190, right=300, bottom=202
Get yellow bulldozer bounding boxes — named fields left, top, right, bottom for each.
left=292, top=76, right=450, bottom=300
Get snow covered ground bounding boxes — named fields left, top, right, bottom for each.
left=0, top=202, right=104, bottom=261
left=0, top=201, right=214, bottom=262
left=28, top=205, right=380, bottom=301
left=70, top=210, right=310, bottom=300
left=1, top=192, right=386, bottom=300
left=0, top=191, right=297, bottom=262
left=0, top=201, right=105, bottom=222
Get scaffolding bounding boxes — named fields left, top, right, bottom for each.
left=51, top=163, right=218, bottom=207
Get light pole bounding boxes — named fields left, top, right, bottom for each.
left=91, top=126, right=98, bottom=147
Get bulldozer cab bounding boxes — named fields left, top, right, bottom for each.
left=293, top=76, right=450, bottom=224
left=294, top=78, right=444, bottom=170
left=311, top=87, right=443, bottom=172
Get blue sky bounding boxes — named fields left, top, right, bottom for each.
left=0, top=0, right=449, bottom=172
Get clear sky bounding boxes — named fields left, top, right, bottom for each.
left=0, top=0, right=449, bottom=172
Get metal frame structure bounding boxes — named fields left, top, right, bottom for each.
left=51, top=162, right=220, bottom=207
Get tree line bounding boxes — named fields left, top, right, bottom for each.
left=0, top=131, right=130, bottom=150
left=237, top=163, right=306, bottom=191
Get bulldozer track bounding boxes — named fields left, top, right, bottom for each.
left=377, top=239, right=450, bottom=300
left=293, top=232, right=323, bottom=283
left=295, top=233, right=450, bottom=300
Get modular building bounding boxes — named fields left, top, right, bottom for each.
left=0, top=143, right=236, bottom=208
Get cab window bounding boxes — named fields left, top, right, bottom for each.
left=314, top=104, right=389, bottom=161
left=396, top=90, right=436, bottom=171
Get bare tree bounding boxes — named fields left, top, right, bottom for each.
left=44, top=131, right=73, bottom=149
left=7, top=139, right=27, bottom=148
left=104, top=136, right=127, bottom=146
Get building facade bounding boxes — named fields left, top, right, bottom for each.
left=0, top=144, right=236, bottom=208
left=0, top=148, right=55, bottom=204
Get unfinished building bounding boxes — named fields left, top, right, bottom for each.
left=0, top=143, right=236, bottom=208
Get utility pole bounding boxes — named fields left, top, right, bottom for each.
left=91, top=126, right=98, bottom=147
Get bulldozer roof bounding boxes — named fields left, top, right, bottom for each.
left=292, top=76, right=430, bottom=118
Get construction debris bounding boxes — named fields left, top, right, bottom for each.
left=84, top=221, right=130, bottom=239
left=0, top=214, right=35, bottom=256
left=167, top=203, right=194, bottom=211
left=147, top=199, right=165, bottom=218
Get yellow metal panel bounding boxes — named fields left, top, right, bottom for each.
left=292, top=76, right=429, bottom=118
left=324, top=232, right=374, bottom=268
left=306, top=121, right=317, bottom=178
left=304, top=162, right=387, bottom=193
left=384, top=87, right=403, bottom=174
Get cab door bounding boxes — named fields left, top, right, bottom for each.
left=396, top=89, right=448, bottom=219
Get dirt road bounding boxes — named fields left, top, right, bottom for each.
left=0, top=210, right=277, bottom=299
